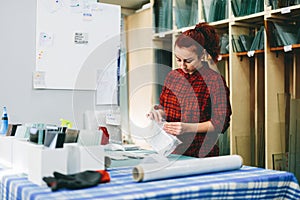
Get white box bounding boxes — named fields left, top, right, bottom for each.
left=0, top=136, right=14, bottom=167
left=27, top=145, right=68, bottom=185
left=12, top=140, right=103, bottom=185
left=79, top=145, right=105, bottom=171
left=65, top=144, right=105, bottom=174
left=12, top=139, right=68, bottom=185
left=12, top=139, right=33, bottom=173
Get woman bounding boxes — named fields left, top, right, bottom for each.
left=148, top=22, right=232, bottom=158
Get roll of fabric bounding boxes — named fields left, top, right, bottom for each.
left=132, top=155, right=243, bottom=182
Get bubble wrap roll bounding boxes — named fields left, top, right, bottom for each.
left=132, top=155, right=243, bottom=182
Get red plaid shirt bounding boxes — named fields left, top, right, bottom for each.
left=159, top=64, right=232, bottom=157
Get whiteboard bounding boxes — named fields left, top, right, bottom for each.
left=35, top=0, right=120, bottom=90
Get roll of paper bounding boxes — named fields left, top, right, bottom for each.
left=132, top=155, right=243, bottom=182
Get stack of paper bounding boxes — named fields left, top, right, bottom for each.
left=231, top=0, right=264, bottom=17
left=231, top=26, right=264, bottom=52
left=268, top=21, right=300, bottom=47
left=268, top=0, right=300, bottom=10
left=153, top=0, right=172, bottom=33
left=202, top=0, right=228, bottom=22
left=249, top=26, right=264, bottom=51
left=220, top=33, right=229, bottom=54
left=175, top=0, right=198, bottom=29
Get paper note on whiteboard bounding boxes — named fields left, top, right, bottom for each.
left=74, top=32, right=89, bottom=44
left=96, top=62, right=118, bottom=105
left=33, top=71, right=46, bottom=89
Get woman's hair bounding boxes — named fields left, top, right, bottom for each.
left=175, top=22, right=220, bottom=63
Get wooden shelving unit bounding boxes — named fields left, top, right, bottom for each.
left=125, top=1, right=300, bottom=177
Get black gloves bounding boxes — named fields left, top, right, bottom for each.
left=43, top=170, right=110, bottom=191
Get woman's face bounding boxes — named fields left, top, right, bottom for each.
left=174, top=45, right=201, bottom=74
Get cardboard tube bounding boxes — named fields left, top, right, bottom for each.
left=132, top=155, right=243, bottom=182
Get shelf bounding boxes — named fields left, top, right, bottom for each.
left=143, top=0, right=300, bottom=179
left=219, top=54, right=229, bottom=59
left=175, top=25, right=198, bottom=35
left=266, top=4, right=300, bottom=22
left=152, top=30, right=173, bottom=40
left=236, top=50, right=264, bottom=56
left=209, top=19, right=230, bottom=29
left=269, top=4, right=300, bottom=17
left=232, top=11, right=265, bottom=25
left=270, top=44, right=300, bottom=52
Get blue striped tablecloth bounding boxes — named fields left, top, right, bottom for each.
left=0, top=166, right=299, bottom=200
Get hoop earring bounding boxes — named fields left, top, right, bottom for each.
left=200, top=49, right=209, bottom=62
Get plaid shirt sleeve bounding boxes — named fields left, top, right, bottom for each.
left=208, top=74, right=232, bottom=133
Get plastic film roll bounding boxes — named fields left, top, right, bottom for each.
left=132, top=155, right=243, bottom=182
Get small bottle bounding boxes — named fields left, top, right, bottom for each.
left=0, top=107, right=8, bottom=135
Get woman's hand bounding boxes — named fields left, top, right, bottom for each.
left=146, top=106, right=166, bottom=123
left=163, top=122, right=187, bottom=135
